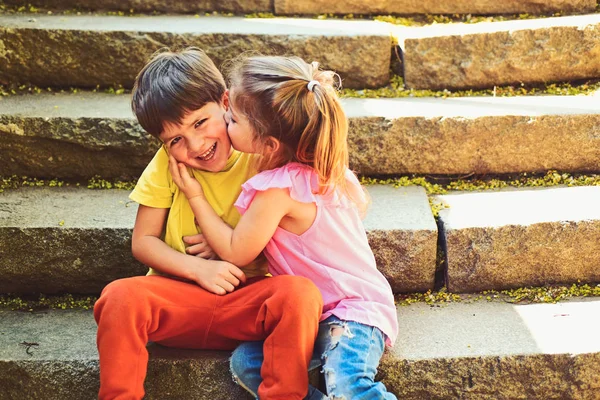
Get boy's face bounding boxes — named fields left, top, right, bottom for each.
left=160, top=94, right=233, bottom=173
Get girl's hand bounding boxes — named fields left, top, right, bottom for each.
left=168, top=155, right=205, bottom=200
left=183, top=233, right=217, bottom=260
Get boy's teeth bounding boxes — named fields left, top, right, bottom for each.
left=197, top=143, right=216, bottom=160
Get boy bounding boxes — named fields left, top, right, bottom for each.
left=93, top=48, right=322, bottom=400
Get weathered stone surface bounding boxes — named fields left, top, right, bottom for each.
left=4, top=93, right=600, bottom=180
left=3, top=300, right=600, bottom=399
left=364, top=186, right=438, bottom=292
left=0, top=309, right=255, bottom=399
left=0, top=92, right=158, bottom=180
left=0, top=185, right=436, bottom=294
left=276, top=0, right=596, bottom=15
left=345, top=96, right=600, bottom=176
left=0, top=15, right=391, bottom=89
left=437, top=186, right=600, bottom=293
left=0, top=187, right=145, bottom=294
left=0, top=116, right=159, bottom=180
left=399, top=14, right=600, bottom=89
left=3, top=0, right=272, bottom=13
left=380, top=299, right=600, bottom=399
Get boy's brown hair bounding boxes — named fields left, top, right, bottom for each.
left=132, top=47, right=226, bottom=138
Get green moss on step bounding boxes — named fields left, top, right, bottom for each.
left=0, top=175, right=136, bottom=193
left=397, top=283, right=600, bottom=306
left=361, top=171, right=600, bottom=195
left=0, top=293, right=97, bottom=311
left=341, top=75, right=600, bottom=99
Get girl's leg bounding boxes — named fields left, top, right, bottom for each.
left=319, top=317, right=397, bottom=400
left=230, top=340, right=325, bottom=400
left=94, top=274, right=321, bottom=400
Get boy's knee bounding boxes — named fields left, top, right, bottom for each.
left=276, top=275, right=320, bottom=298
left=94, top=277, right=147, bottom=320
left=274, top=275, right=323, bottom=310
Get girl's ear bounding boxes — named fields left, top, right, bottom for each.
left=222, top=90, right=230, bottom=110
left=264, top=136, right=281, bottom=155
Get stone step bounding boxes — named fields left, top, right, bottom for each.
left=2, top=92, right=600, bottom=180
left=275, top=0, right=597, bottom=16
left=0, top=185, right=437, bottom=295
left=2, top=0, right=595, bottom=16
left=3, top=0, right=273, bottom=14
left=436, top=186, right=600, bottom=293
left=398, top=14, right=600, bottom=90
left=2, top=298, right=600, bottom=399
left=0, top=14, right=391, bottom=89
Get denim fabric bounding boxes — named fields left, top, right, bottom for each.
left=230, top=316, right=397, bottom=399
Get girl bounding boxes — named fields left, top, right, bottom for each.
left=169, top=56, right=398, bottom=399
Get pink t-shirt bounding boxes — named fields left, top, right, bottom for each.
left=235, top=163, right=398, bottom=345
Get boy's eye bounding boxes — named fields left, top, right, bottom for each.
left=194, top=119, right=207, bottom=129
left=170, top=137, right=181, bottom=146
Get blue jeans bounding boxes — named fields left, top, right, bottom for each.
left=230, top=316, right=397, bottom=399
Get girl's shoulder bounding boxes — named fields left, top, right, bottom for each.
left=235, top=163, right=319, bottom=214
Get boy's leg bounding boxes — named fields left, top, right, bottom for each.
left=206, top=275, right=322, bottom=400
left=94, top=274, right=322, bottom=400
left=94, top=275, right=232, bottom=400
left=320, top=317, right=397, bottom=400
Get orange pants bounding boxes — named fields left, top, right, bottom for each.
left=94, top=275, right=323, bottom=400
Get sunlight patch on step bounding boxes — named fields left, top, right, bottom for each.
left=514, top=299, right=600, bottom=355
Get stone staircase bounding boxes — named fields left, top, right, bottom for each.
left=1, top=1, right=600, bottom=398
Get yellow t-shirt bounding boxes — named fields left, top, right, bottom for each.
left=129, top=146, right=268, bottom=278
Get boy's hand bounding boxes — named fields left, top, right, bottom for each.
left=183, top=233, right=217, bottom=260
left=168, top=155, right=205, bottom=200
left=190, top=259, right=246, bottom=295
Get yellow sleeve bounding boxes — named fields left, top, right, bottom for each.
left=129, top=147, right=174, bottom=208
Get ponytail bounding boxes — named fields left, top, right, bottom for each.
left=228, top=56, right=367, bottom=209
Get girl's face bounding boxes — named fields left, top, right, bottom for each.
left=159, top=94, right=233, bottom=172
left=224, top=91, right=260, bottom=154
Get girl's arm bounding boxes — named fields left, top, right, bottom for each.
left=132, top=204, right=246, bottom=295
left=169, top=157, right=291, bottom=266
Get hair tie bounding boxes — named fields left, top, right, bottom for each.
left=307, top=80, right=320, bottom=92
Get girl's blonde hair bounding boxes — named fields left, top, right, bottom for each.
left=227, top=55, right=349, bottom=195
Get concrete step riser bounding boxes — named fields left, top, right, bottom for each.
left=400, top=15, right=600, bottom=90
left=381, top=353, right=600, bottom=399
left=276, top=0, right=597, bottom=15
left=0, top=15, right=391, bottom=89
left=3, top=95, right=600, bottom=180
left=4, top=185, right=600, bottom=295
left=0, top=186, right=437, bottom=294
left=2, top=0, right=595, bottom=15
left=437, top=186, right=600, bottom=293
left=3, top=300, right=600, bottom=399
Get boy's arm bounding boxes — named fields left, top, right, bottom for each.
left=132, top=205, right=246, bottom=295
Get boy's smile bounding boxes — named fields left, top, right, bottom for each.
left=160, top=95, right=233, bottom=173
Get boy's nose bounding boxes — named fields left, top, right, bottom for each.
left=188, top=136, right=207, bottom=156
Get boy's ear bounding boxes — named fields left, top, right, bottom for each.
left=222, top=90, right=229, bottom=109
left=264, top=136, right=281, bottom=155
